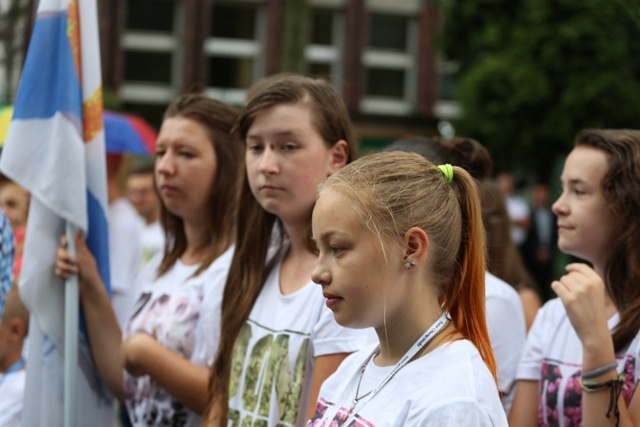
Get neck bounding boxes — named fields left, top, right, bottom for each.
left=374, top=292, right=446, bottom=366
left=181, top=218, right=210, bottom=265
left=281, top=219, right=311, bottom=256
left=0, top=349, right=23, bottom=374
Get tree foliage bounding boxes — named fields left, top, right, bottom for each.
left=0, top=0, right=29, bottom=104
left=440, top=0, right=640, bottom=177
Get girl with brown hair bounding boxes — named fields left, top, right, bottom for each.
left=510, top=129, right=640, bottom=426
left=207, top=76, right=373, bottom=426
left=55, top=94, right=242, bottom=426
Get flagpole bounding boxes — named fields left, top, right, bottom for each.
left=64, top=222, right=78, bottom=427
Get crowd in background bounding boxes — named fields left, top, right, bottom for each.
left=0, top=74, right=639, bottom=427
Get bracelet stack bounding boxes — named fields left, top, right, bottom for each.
left=581, top=361, right=619, bottom=380
left=580, top=373, right=624, bottom=393
left=580, top=362, right=624, bottom=427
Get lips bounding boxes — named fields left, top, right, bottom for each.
left=159, top=184, right=178, bottom=195
left=322, top=291, right=343, bottom=310
left=557, top=223, right=573, bottom=232
left=260, top=184, right=283, bottom=191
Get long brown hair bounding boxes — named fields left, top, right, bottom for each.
left=207, top=76, right=356, bottom=423
left=574, top=129, right=640, bottom=352
left=157, top=94, right=242, bottom=277
left=319, top=151, right=497, bottom=382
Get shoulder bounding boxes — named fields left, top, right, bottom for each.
left=485, top=272, right=520, bottom=304
left=416, top=399, right=508, bottom=427
left=203, top=245, right=235, bottom=276
left=532, top=298, right=568, bottom=327
left=398, top=341, right=507, bottom=426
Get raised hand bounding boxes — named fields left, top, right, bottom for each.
left=551, top=263, right=610, bottom=347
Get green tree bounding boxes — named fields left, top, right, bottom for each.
left=0, top=0, right=29, bottom=104
left=440, top=0, right=640, bottom=177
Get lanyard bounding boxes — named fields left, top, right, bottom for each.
left=355, top=312, right=448, bottom=409
left=0, top=358, right=25, bottom=388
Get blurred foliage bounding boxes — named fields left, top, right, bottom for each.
left=103, top=88, right=123, bottom=112
left=440, top=0, right=640, bottom=178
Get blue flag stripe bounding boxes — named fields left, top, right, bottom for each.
left=13, top=12, right=82, bottom=123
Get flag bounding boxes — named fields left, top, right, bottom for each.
left=0, top=0, right=113, bottom=425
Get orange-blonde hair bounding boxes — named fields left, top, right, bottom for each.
left=319, top=151, right=498, bottom=382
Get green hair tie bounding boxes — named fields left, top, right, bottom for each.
left=437, top=164, right=454, bottom=182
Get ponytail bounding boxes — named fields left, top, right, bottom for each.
left=443, top=167, right=497, bottom=383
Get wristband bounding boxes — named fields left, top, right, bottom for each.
left=581, top=362, right=618, bottom=380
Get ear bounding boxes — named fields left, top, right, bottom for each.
left=403, top=227, right=429, bottom=266
left=327, top=140, right=350, bottom=176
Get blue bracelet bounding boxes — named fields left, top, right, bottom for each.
left=581, top=361, right=618, bottom=380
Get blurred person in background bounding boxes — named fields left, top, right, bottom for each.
left=0, top=176, right=29, bottom=280
left=0, top=283, right=28, bottom=427
left=497, top=171, right=531, bottom=249
left=126, top=160, right=164, bottom=269
left=106, top=154, right=143, bottom=329
left=521, top=181, right=558, bottom=302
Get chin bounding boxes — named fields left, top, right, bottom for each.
left=334, top=315, right=370, bottom=330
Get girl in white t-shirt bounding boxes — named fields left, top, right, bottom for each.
left=307, top=152, right=508, bottom=426
left=54, top=94, right=243, bottom=426
left=206, top=76, right=373, bottom=427
left=509, top=129, right=640, bottom=427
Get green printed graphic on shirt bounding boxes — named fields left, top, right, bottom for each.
left=230, top=323, right=253, bottom=398
left=230, top=320, right=311, bottom=425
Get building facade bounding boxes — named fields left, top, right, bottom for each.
left=9, top=0, right=458, bottom=151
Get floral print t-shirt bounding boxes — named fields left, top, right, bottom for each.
left=517, top=298, right=640, bottom=426
left=124, top=247, right=233, bottom=427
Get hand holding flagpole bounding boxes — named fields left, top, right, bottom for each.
left=0, top=1, right=113, bottom=425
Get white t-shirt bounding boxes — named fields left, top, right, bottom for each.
left=517, top=298, right=640, bottom=426
left=0, top=368, right=25, bottom=427
left=124, top=246, right=234, bottom=427
left=138, top=221, right=165, bottom=269
left=485, top=272, right=526, bottom=414
left=227, top=256, right=376, bottom=427
left=109, top=198, right=144, bottom=328
left=308, top=340, right=508, bottom=427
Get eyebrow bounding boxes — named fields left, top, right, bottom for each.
left=247, top=130, right=301, bottom=141
left=561, top=178, right=588, bottom=186
left=313, top=229, right=349, bottom=242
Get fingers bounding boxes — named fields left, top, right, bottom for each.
left=54, top=232, right=85, bottom=279
left=54, top=244, right=78, bottom=279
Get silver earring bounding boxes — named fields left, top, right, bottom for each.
left=404, top=259, right=416, bottom=269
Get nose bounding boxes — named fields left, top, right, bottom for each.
left=311, top=258, right=331, bottom=286
left=552, top=192, right=566, bottom=216
left=156, top=152, right=175, bottom=176
left=258, top=146, right=279, bottom=175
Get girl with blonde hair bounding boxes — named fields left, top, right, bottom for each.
left=308, top=151, right=507, bottom=426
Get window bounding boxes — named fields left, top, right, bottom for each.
left=368, top=15, right=407, bottom=50
left=434, top=58, right=461, bottom=119
left=127, top=0, right=174, bottom=32
left=305, top=8, right=343, bottom=89
left=210, top=3, right=256, bottom=39
left=361, top=13, right=417, bottom=115
left=124, top=52, right=172, bottom=84
left=120, top=0, right=181, bottom=108
left=204, top=1, right=264, bottom=106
